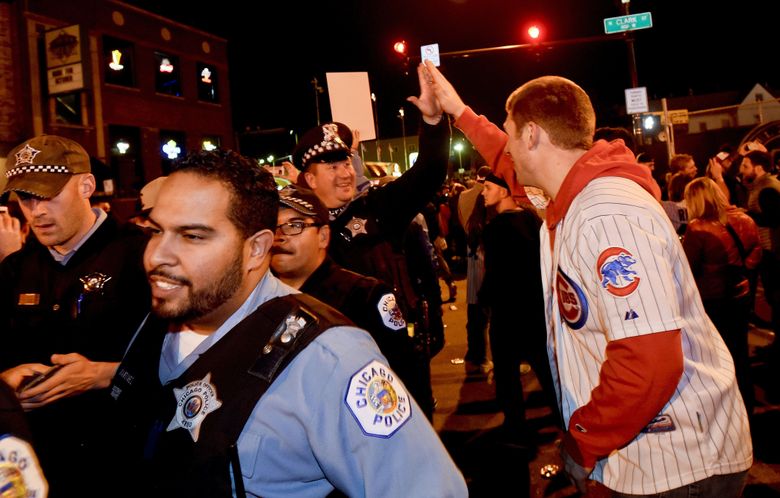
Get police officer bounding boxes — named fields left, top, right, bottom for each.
left=110, top=149, right=467, bottom=497
left=0, top=135, right=150, bottom=496
left=271, top=187, right=434, bottom=418
left=293, top=64, right=450, bottom=352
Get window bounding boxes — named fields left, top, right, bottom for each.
left=108, top=125, right=144, bottom=196
left=155, top=52, right=182, bottom=96
left=52, top=92, right=83, bottom=125
left=197, top=63, right=218, bottom=103
left=201, top=136, right=221, bottom=151
left=103, top=36, right=135, bottom=87
left=160, top=130, right=186, bottom=174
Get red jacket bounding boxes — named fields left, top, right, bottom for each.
left=683, top=208, right=761, bottom=300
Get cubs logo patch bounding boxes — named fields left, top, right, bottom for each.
left=597, top=247, right=641, bottom=297
left=345, top=360, right=411, bottom=437
left=377, top=293, right=406, bottom=330
left=0, top=435, right=48, bottom=497
left=556, top=269, right=589, bottom=330
left=167, top=373, right=223, bottom=442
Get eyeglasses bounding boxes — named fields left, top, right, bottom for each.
left=276, top=221, right=321, bottom=236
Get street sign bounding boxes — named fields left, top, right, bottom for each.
left=604, top=12, right=653, bottom=34
left=625, top=87, right=648, bottom=114
left=667, top=109, right=689, bottom=125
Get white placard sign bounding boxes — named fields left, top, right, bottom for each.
left=326, top=72, right=376, bottom=141
left=625, top=87, right=649, bottom=114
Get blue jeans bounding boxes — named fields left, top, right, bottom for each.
left=612, top=471, right=748, bottom=498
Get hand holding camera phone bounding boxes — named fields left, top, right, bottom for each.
left=16, top=364, right=64, bottom=393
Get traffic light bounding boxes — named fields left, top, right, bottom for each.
left=393, top=40, right=407, bottom=56
left=526, top=23, right=543, bottom=43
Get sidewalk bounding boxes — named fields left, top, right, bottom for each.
left=432, top=279, right=780, bottom=497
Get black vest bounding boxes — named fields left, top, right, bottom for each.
left=111, top=294, right=351, bottom=497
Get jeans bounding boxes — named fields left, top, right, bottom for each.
left=611, top=470, right=748, bottom=498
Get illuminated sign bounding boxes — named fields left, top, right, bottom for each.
left=201, top=67, right=212, bottom=84
left=109, top=50, right=124, bottom=71
left=162, top=140, right=181, bottom=159
left=159, top=58, right=174, bottom=73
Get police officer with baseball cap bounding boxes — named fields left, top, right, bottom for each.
left=292, top=64, right=450, bottom=380
left=0, top=135, right=150, bottom=496
left=271, top=186, right=434, bottom=418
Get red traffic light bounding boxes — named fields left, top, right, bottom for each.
left=393, top=40, right=407, bottom=55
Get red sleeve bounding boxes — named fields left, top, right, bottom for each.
left=454, top=107, right=528, bottom=203
left=563, top=330, right=684, bottom=468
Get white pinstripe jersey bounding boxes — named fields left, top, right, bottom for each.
left=541, top=177, right=752, bottom=494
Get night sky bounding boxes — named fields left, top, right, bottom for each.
left=126, top=0, right=776, bottom=154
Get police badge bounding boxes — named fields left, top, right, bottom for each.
left=167, top=373, right=223, bottom=442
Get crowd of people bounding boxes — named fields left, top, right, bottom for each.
left=0, top=58, right=771, bottom=497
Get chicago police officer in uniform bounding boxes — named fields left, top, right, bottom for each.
left=271, top=186, right=434, bottom=418
left=0, top=135, right=149, bottom=496
left=110, top=150, right=466, bottom=497
left=293, top=64, right=450, bottom=361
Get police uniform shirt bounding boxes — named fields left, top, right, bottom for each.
left=153, top=273, right=467, bottom=498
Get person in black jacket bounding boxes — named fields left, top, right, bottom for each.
left=271, top=187, right=434, bottom=418
left=293, top=63, right=450, bottom=360
left=0, top=135, right=149, bottom=497
left=478, top=174, right=557, bottom=444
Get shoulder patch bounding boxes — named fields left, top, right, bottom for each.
left=0, top=434, right=48, bottom=497
left=345, top=360, right=412, bottom=438
left=377, top=293, right=406, bottom=330
left=597, top=247, right=641, bottom=297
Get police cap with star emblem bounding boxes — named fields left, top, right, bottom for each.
left=278, top=186, right=329, bottom=225
left=3, top=135, right=91, bottom=199
left=292, top=122, right=353, bottom=172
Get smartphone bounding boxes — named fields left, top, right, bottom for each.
left=17, top=364, right=64, bottom=393
left=0, top=206, right=8, bottom=214
left=716, top=151, right=729, bottom=161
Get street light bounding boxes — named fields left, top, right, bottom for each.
left=398, top=107, right=407, bottom=170
left=453, top=141, right=464, bottom=171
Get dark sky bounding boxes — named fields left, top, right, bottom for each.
left=127, top=0, right=776, bottom=151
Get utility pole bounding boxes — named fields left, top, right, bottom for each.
left=398, top=107, right=407, bottom=171
left=311, top=77, right=324, bottom=125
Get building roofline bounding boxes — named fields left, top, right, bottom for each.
left=110, top=0, right=227, bottom=43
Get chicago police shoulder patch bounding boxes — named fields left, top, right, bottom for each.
left=345, top=360, right=412, bottom=438
left=377, top=293, right=406, bottom=330
left=0, top=434, right=48, bottom=497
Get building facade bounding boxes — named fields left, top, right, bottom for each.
left=0, top=0, right=232, bottom=207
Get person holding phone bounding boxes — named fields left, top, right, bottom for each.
left=0, top=135, right=150, bottom=496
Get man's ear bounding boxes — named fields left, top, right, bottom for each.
left=246, top=229, right=274, bottom=270
left=318, top=224, right=330, bottom=248
left=80, top=174, right=97, bottom=198
left=303, top=170, right=317, bottom=190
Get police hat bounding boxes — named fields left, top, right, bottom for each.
left=292, top=122, right=353, bottom=172
left=4, top=135, right=91, bottom=199
left=279, top=186, right=329, bottom=225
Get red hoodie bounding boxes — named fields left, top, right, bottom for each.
left=546, top=139, right=662, bottom=230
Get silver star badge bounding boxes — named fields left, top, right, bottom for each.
left=346, top=217, right=368, bottom=237
left=167, top=373, right=223, bottom=442
left=15, top=144, right=41, bottom=166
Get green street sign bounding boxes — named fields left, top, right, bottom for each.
left=604, top=12, right=653, bottom=34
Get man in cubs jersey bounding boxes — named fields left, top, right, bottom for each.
left=500, top=75, right=752, bottom=496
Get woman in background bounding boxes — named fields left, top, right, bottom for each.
left=683, top=177, right=761, bottom=414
